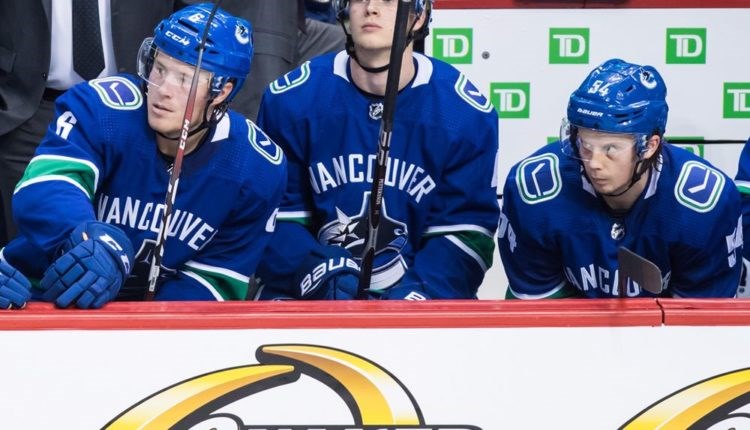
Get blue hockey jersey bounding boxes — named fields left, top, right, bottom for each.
left=2, top=74, right=287, bottom=300
left=735, top=138, right=750, bottom=295
left=498, top=142, right=742, bottom=298
left=255, top=51, right=500, bottom=298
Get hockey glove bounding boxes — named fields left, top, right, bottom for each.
left=380, top=281, right=431, bottom=300
left=40, top=221, right=134, bottom=309
left=294, top=246, right=361, bottom=300
left=0, top=259, right=32, bottom=309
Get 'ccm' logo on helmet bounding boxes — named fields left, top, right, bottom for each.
left=164, top=30, right=189, bottom=46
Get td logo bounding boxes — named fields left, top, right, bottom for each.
left=490, top=82, right=530, bottom=119
left=549, top=28, right=589, bottom=64
left=432, top=28, right=472, bottom=64
left=666, top=28, right=706, bottom=64
left=724, top=83, right=750, bottom=118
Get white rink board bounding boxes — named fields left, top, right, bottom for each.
left=425, top=8, right=750, bottom=299
left=2, top=325, right=750, bottom=428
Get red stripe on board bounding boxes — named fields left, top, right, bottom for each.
left=436, top=0, right=748, bottom=8
left=660, top=299, right=750, bottom=326
left=0, top=299, right=663, bottom=330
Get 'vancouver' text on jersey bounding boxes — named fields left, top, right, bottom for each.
left=3, top=75, right=286, bottom=300
left=256, top=51, right=500, bottom=298
left=498, top=143, right=742, bottom=298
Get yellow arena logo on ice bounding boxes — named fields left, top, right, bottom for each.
left=622, top=367, right=750, bottom=429
left=104, top=344, right=480, bottom=430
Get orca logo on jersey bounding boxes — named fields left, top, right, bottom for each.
left=104, top=344, right=481, bottom=429
left=133, top=239, right=176, bottom=276
left=622, top=368, right=750, bottom=429
left=318, top=193, right=409, bottom=290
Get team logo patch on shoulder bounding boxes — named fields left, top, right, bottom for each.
left=516, top=153, right=562, bottom=204
left=674, top=160, right=725, bottom=213
left=269, top=61, right=311, bottom=94
left=246, top=120, right=283, bottom=165
left=454, top=74, right=493, bottom=113
left=88, top=77, right=142, bottom=110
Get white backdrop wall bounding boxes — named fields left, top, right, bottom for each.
left=4, top=325, right=750, bottom=428
left=425, top=7, right=750, bottom=299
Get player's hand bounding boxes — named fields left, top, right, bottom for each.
left=40, top=221, right=134, bottom=309
left=380, top=282, right=431, bottom=300
left=0, top=259, right=32, bottom=309
left=294, top=246, right=362, bottom=300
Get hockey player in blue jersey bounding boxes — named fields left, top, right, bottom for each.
left=0, top=4, right=287, bottom=309
left=253, top=0, right=500, bottom=300
left=498, top=59, right=742, bottom=299
left=735, top=139, right=750, bottom=297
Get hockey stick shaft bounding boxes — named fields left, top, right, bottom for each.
left=145, top=1, right=223, bottom=300
left=358, top=0, right=413, bottom=298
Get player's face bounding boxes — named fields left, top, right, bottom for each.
left=347, top=0, right=407, bottom=54
left=577, top=128, right=639, bottom=195
left=145, top=53, right=212, bottom=136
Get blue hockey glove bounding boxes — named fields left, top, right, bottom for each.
left=294, top=246, right=361, bottom=300
left=40, top=221, right=134, bottom=309
left=0, top=259, right=32, bottom=309
left=380, top=282, right=431, bottom=300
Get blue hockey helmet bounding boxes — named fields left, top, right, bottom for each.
left=138, top=3, right=253, bottom=103
left=561, top=58, right=668, bottom=157
left=334, top=0, right=433, bottom=39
